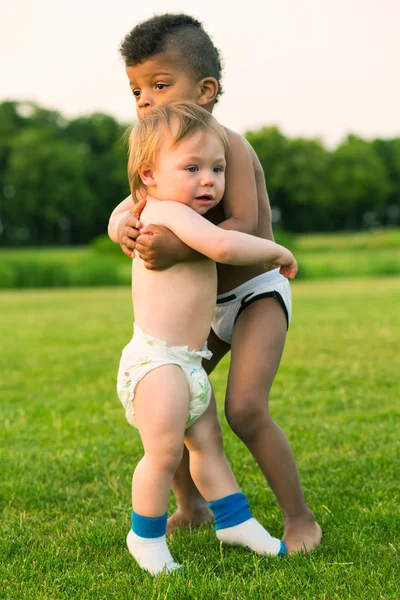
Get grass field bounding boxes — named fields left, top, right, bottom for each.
left=1, top=278, right=399, bottom=599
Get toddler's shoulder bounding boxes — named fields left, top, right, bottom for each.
left=152, top=200, right=194, bottom=223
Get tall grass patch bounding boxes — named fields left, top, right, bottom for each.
left=0, top=251, right=128, bottom=288
left=0, top=228, right=399, bottom=288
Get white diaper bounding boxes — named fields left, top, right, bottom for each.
left=117, top=324, right=212, bottom=429
left=211, top=269, right=292, bottom=344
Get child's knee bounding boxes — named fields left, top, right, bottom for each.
left=160, top=447, right=184, bottom=473
left=186, top=416, right=224, bottom=453
left=147, top=440, right=184, bottom=473
left=225, top=399, right=271, bottom=441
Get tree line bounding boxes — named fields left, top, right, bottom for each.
left=0, top=100, right=399, bottom=246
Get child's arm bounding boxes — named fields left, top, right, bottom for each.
left=110, top=195, right=135, bottom=216
left=108, top=195, right=135, bottom=244
left=106, top=130, right=261, bottom=268
left=108, top=197, right=155, bottom=259
left=217, top=129, right=258, bottom=235
left=108, top=194, right=202, bottom=264
left=141, top=202, right=297, bottom=278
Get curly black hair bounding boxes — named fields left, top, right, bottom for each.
left=119, top=13, right=223, bottom=103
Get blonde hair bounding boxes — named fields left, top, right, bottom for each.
left=127, top=102, right=228, bottom=201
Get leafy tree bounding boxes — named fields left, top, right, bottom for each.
left=64, top=113, right=130, bottom=233
left=0, top=102, right=32, bottom=203
left=246, top=127, right=333, bottom=232
left=0, top=100, right=398, bottom=244
left=270, top=137, right=332, bottom=232
left=0, top=104, right=130, bottom=246
left=3, top=128, right=95, bottom=245
left=0, top=102, right=68, bottom=243
left=372, top=138, right=400, bottom=226
left=329, top=135, right=391, bottom=230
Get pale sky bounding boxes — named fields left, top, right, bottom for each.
left=1, top=0, right=399, bottom=146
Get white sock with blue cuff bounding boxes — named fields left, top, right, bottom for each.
left=209, top=493, right=286, bottom=557
left=127, top=511, right=180, bottom=575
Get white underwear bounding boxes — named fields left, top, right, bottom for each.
left=211, top=269, right=292, bottom=344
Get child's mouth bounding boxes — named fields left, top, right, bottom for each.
left=196, top=195, right=213, bottom=203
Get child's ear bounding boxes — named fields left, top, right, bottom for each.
left=139, top=167, right=156, bottom=187
left=197, top=77, right=219, bottom=106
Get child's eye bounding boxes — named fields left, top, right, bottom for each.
left=155, top=83, right=168, bottom=90
left=132, top=90, right=141, bottom=98
left=213, top=166, right=224, bottom=173
left=186, top=166, right=198, bottom=173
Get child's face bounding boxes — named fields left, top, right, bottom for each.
left=126, top=51, right=201, bottom=120
left=147, top=128, right=226, bottom=215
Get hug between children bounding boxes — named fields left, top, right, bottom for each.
left=108, top=13, right=322, bottom=576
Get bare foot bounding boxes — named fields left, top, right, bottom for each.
left=167, top=506, right=214, bottom=535
left=283, top=515, right=323, bottom=554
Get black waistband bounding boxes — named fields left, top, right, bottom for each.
left=216, top=293, right=237, bottom=304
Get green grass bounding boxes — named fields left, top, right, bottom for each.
left=297, top=247, right=400, bottom=279
left=296, top=228, right=400, bottom=251
left=1, top=278, right=399, bottom=599
left=0, top=247, right=90, bottom=262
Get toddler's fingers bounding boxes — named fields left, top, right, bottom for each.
left=288, top=263, right=298, bottom=279
left=124, top=226, right=140, bottom=241
left=279, top=266, right=289, bottom=278
left=121, top=243, right=135, bottom=259
left=128, top=218, right=143, bottom=229
left=279, top=264, right=296, bottom=279
left=131, top=198, right=146, bottom=218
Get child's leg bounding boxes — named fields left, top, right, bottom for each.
left=184, top=400, right=285, bottom=556
left=167, top=442, right=214, bottom=534
left=168, top=302, right=321, bottom=553
left=168, top=330, right=229, bottom=533
left=184, top=392, right=238, bottom=501
left=225, top=298, right=322, bottom=553
left=128, top=364, right=189, bottom=575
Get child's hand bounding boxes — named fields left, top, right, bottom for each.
left=117, top=199, right=146, bottom=258
left=276, top=248, right=298, bottom=280
left=136, top=224, right=188, bottom=271
left=279, top=262, right=298, bottom=280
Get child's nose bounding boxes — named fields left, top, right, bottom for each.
left=137, top=92, right=152, bottom=108
left=201, top=171, right=215, bottom=186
